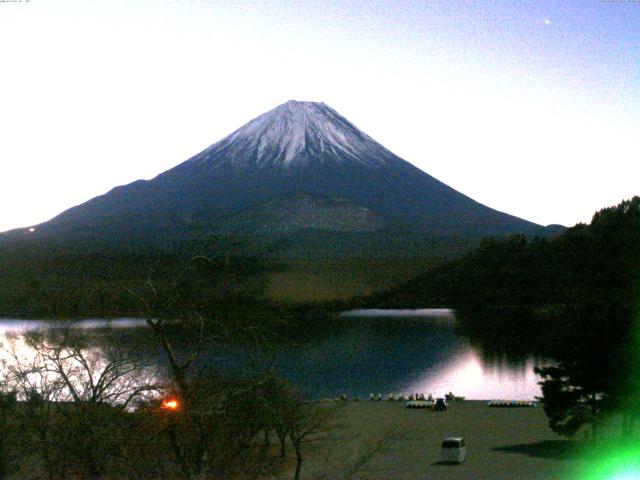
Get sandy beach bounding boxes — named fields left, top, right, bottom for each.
left=297, top=400, right=590, bottom=480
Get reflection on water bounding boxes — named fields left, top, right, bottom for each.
left=406, top=349, right=545, bottom=400
left=0, top=311, right=548, bottom=401
left=0, top=318, right=147, bottom=333
left=330, top=309, right=547, bottom=400
left=341, top=308, right=455, bottom=318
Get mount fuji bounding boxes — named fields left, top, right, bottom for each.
left=14, top=100, right=553, bottom=253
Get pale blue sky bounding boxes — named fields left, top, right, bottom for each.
left=1, top=0, right=639, bottom=232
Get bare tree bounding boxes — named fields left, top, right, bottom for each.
left=9, top=329, right=160, bottom=407
left=259, top=372, right=292, bottom=458
left=311, top=428, right=402, bottom=480
left=4, top=333, right=67, bottom=480
left=126, top=272, right=211, bottom=480
left=283, top=396, right=336, bottom=480
left=125, top=256, right=274, bottom=479
left=4, top=328, right=160, bottom=480
left=0, top=369, right=18, bottom=480
left=125, top=256, right=299, bottom=480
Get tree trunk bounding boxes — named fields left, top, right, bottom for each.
left=293, top=447, right=302, bottom=480
left=42, top=445, right=54, bottom=480
left=169, top=423, right=195, bottom=480
left=0, top=445, right=7, bottom=480
left=280, top=435, right=287, bottom=458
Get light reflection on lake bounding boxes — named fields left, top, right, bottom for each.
left=0, top=311, right=548, bottom=401
left=0, top=318, right=147, bottom=333
left=405, top=349, right=545, bottom=401
left=341, top=308, right=455, bottom=318
left=341, top=309, right=546, bottom=400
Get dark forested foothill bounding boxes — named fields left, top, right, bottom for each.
left=0, top=240, right=279, bottom=319
left=371, top=233, right=569, bottom=309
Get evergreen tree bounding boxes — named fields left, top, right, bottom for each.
left=537, top=197, right=640, bottom=437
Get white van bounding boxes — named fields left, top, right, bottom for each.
left=441, top=437, right=466, bottom=463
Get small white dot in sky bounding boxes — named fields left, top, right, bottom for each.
left=544, top=19, right=551, bottom=25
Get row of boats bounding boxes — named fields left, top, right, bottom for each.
left=367, top=394, right=537, bottom=408
left=486, top=400, right=537, bottom=408
left=369, top=392, right=465, bottom=402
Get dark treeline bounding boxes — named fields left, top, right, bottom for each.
left=373, top=197, right=638, bottom=314
left=0, top=240, right=280, bottom=319
left=372, top=233, right=570, bottom=308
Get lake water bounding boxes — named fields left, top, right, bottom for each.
left=0, top=310, right=546, bottom=401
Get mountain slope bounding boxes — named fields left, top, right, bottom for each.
left=217, top=193, right=389, bottom=235
left=16, top=100, right=547, bottom=249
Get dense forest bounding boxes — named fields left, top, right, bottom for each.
left=373, top=196, right=638, bottom=313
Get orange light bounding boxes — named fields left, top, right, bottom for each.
left=162, top=399, right=179, bottom=411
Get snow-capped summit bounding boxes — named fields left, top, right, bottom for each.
left=189, top=100, right=396, bottom=170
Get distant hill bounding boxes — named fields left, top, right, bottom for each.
left=3, top=100, right=557, bottom=256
